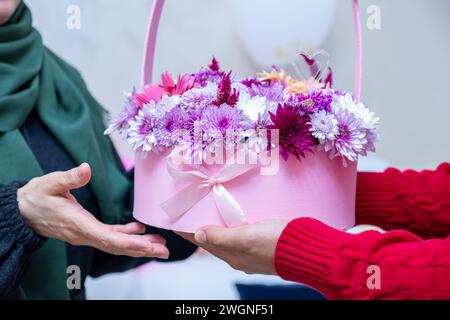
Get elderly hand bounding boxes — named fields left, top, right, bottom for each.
left=17, top=163, right=169, bottom=259
left=177, top=220, right=288, bottom=275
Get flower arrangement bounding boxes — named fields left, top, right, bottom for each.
left=106, top=56, right=379, bottom=167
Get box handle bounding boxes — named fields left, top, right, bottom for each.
left=140, top=0, right=363, bottom=101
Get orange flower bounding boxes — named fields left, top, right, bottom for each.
left=286, top=78, right=324, bottom=95
left=256, top=68, right=289, bottom=83
left=257, top=68, right=325, bottom=96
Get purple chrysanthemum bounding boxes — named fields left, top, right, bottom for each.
left=154, top=107, right=190, bottom=148
left=202, top=104, right=247, bottom=135
left=288, top=91, right=333, bottom=114
left=127, top=102, right=158, bottom=153
left=268, top=104, right=315, bottom=161
left=106, top=58, right=379, bottom=163
left=324, top=103, right=367, bottom=166
left=104, top=90, right=139, bottom=136
left=191, top=70, right=222, bottom=87
left=169, top=117, right=208, bottom=164
left=182, top=107, right=203, bottom=134
left=180, top=83, right=217, bottom=112
left=248, top=81, right=285, bottom=103
left=188, top=119, right=210, bottom=163
left=201, top=104, right=247, bottom=153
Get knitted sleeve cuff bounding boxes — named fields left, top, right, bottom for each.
left=355, top=171, right=401, bottom=227
left=274, top=217, right=355, bottom=299
left=356, top=165, right=450, bottom=238
left=0, top=182, right=45, bottom=249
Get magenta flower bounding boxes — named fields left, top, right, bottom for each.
left=241, top=77, right=262, bottom=88
left=268, top=104, right=315, bottom=161
left=213, top=72, right=239, bottom=107
left=192, top=57, right=224, bottom=86
left=160, top=72, right=197, bottom=96
left=208, top=56, right=221, bottom=72
left=134, top=84, right=166, bottom=107
left=106, top=58, right=379, bottom=162
left=134, top=72, right=197, bottom=107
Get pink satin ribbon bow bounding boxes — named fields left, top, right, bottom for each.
left=160, top=161, right=256, bottom=227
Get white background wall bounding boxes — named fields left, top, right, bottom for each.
left=26, top=0, right=450, bottom=170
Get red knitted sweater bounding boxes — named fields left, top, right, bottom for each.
left=274, top=163, right=450, bottom=300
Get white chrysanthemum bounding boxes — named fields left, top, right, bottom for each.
left=331, top=93, right=380, bottom=157
left=202, top=82, right=219, bottom=95
left=180, top=82, right=218, bottom=111
left=333, top=93, right=379, bottom=129
left=153, top=94, right=179, bottom=116
left=309, top=110, right=339, bottom=141
left=325, top=101, right=368, bottom=166
left=347, top=99, right=379, bottom=152
left=236, top=93, right=268, bottom=122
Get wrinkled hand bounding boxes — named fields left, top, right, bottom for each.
left=17, top=163, right=169, bottom=259
left=177, top=220, right=288, bottom=275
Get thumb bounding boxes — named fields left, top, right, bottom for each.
left=45, top=163, right=91, bottom=194
left=195, top=225, right=243, bottom=249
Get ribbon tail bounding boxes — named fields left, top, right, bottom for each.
left=212, top=185, right=247, bottom=227
left=161, top=183, right=211, bottom=219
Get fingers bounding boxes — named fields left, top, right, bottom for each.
left=43, top=163, right=92, bottom=194
left=98, top=231, right=170, bottom=258
left=194, top=225, right=244, bottom=249
left=110, top=222, right=146, bottom=235
left=108, top=222, right=167, bottom=244
left=141, top=233, right=167, bottom=245
left=174, top=231, right=196, bottom=243
left=109, top=223, right=167, bottom=244
left=88, top=221, right=169, bottom=258
left=150, top=242, right=171, bottom=259
left=67, top=211, right=169, bottom=258
left=177, top=226, right=245, bottom=249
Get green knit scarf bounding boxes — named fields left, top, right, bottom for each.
left=0, top=2, right=131, bottom=299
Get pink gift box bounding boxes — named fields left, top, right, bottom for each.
left=131, top=0, right=365, bottom=232
left=133, top=151, right=357, bottom=233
